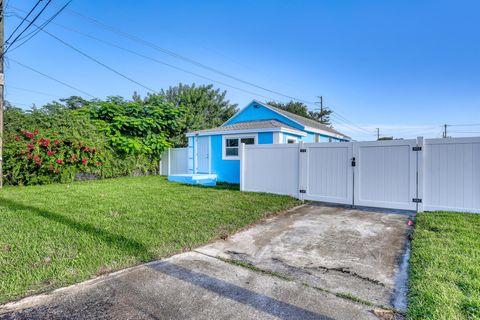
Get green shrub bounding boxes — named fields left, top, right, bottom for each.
left=3, top=96, right=183, bottom=186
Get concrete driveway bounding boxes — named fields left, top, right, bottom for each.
left=0, top=204, right=410, bottom=320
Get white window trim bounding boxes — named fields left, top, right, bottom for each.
left=222, top=134, right=258, bottom=160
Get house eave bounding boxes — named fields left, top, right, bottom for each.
left=186, top=127, right=307, bottom=137
left=303, top=126, right=350, bottom=140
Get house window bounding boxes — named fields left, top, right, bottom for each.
left=223, top=136, right=256, bottom=159
left=286, top=138, right=297, bottom=144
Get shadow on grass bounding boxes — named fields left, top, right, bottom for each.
left=0, top=198, right=153, bottom=260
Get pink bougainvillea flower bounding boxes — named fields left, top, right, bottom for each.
left=54, top=140, right=60, bottom=145
left=28, top=153, right=33, bottom=159
left=83, top=147, right=90, bottom=152
left=82, top=158, right=88, bottom=165
left=27, top=144, right=34, bottom=149
left=56, top=159, right=63, bottom=165
left=15, top=136, right=21, bottom=141
left=20, top=151, right=26, bottom=155
left=92, top=148, right=97, bottom=152
left=33, top=155, right=40, bottom=162
left=24, top=131, right=34, bottom=139
left=33, top=129, right=39, bottom=135
left=47, top=151, right=55, bottom=156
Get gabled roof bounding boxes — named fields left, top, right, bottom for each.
left=265, top=103, right=350, bottom=139
left=223, top=100, right=350, bottom=140
left=186, top=120, right=306, bottom=137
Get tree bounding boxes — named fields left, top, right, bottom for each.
left=266, top=100, right=310, bottom=118
left=266, top=99, right=332, bottom=125
left=80, top=96, right=183, bottom=157
left=151, top=83, right=238, bottom=146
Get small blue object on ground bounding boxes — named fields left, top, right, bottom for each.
left=168, top=174, right=217, bottom=186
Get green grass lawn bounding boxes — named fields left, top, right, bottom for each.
left=0, top=176, right=300, bottom=304
left=408, top=212, right=480, bottom=320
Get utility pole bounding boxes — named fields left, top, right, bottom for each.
left=376, top=128, right=380, bottom=140
left=0, top=0, right=4, bottom=188
left=319, top=96, right=324, bottom=123
left=443, top=124, right=448, bottom=138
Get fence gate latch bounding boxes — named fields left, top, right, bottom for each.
left=351, top=157, right=356, bottom=167
left=299, top=189, right=306, bottom=194
left=300, top=149, right=307, bottom=153
left=412, top=146, right=422, bottom=151
left=412, top=198, right=422, bottom=203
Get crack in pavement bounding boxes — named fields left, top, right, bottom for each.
left=222, top=250, right=385, bottom=288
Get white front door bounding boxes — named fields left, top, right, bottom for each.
left=196, top=137, right=210, bottom=173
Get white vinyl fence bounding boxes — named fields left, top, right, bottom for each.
left=240, top=137, right=480, bottom=213
left=160, top=148, right=189, bottom=175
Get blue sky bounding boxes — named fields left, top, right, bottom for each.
left=4, top=0, right=480, bottom=140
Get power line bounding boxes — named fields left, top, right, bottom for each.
left=447, top=123, right=480, bottom=127
left=9, top=12, right=277, bottom=102
left=2, top=0, right=52, bottom=56
left=8, top=58, right=95, bottom=98
left=4, top=0, right=42, bottom=44
left=9, top=2, right=374, bottom=137
left=48, top=1, right=316, bottom=104
left=11, top=2, right=373, bottom=136
left=8, top=0, right=72, bottom=52
left=36, top=28, right=157, bottom=93
left=5, top=85, right=60, bottom=97
left=330, top=112, right=375, bottom=134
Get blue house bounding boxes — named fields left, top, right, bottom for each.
left=168, top=100, right=350, bottom=185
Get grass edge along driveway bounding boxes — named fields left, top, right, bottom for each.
left=0, top=176, right=300, bottom=304
left=408, top=211, right=480, bottom=320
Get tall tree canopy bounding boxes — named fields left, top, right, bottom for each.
left=266, top=98, right=332, bottom=125
left=147, top=83, right=238, bottom=146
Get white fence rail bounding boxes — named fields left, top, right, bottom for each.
left=241, top=137, right=480, bottom=213
left=160, top=148, right=189, bottom=175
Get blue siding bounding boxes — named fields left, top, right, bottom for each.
left=225, top=102, right=303, bottom=130
left=209, top=132, right=274, bottom=183
left=303, top=132, right=316, bottom=143
left=258, top=132, right=273, bottom=144
left=211, top=135, right=239, bottom=183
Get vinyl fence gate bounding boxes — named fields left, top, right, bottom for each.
left=240, top=137, right=480, bottom=213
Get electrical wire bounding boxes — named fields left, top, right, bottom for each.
left=38, top=28, right=157, bottom=93
left=4, top=0, right=43, bottom=44
left=447, top=123, right=480, bottom=127
left=8, top=0, right=72, bottom=52
left=8, top=12, right=280, bottom=102
left=47, top=1, right=316, bottom=104
left=2, top=0, right=52, bottom=56
left=6, top=85, right=60, bottom=97
left=8, top=58, right=95, bottom=98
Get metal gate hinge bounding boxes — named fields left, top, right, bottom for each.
left=412, top=198, right=422, bottom=203
left=300, top=149, right=307, bottom=152
left=299, top=189, right=306, bottom=193
left=412, top=146, right=422, bottom=151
